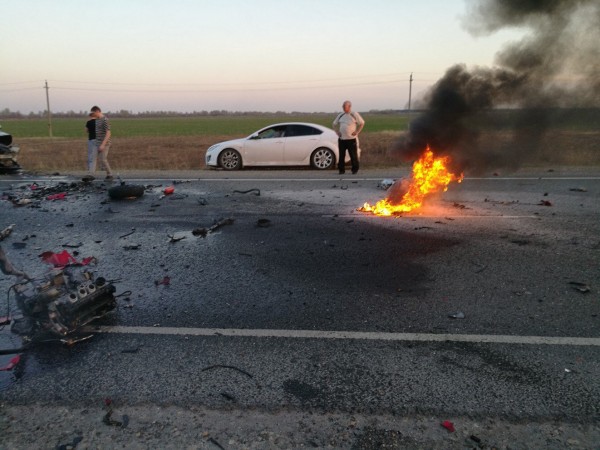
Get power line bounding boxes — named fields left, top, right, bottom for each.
left=47, top=72, right=415, bottom=87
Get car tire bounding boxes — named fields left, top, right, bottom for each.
left=310, top=148, right=335, bottom=170
left=108, top=184, right=145, bottom=200
left=218, top=149, right=242, bottom=170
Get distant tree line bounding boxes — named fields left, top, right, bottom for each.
left=0, top=107, right=412, bottom=119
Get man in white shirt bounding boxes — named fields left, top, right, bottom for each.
left=333, top=100, right=365, bottom=174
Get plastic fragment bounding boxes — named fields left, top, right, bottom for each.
left=0, top=354, right=21, bottom=371
left=39, top=250, right=95, bottom=268
left=46, top=192, right=67, bottom=201
left=441, top=420, right=455, bottom=432
left=155, top=276, right=171, bottom=286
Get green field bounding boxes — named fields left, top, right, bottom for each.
left=2, top=108, right=598, bottom=139
left=0, top=114, right=411, bottom=139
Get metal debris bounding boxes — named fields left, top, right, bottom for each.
left=233, top=188, right=260, bottom=196
left=256, top=218, right=271, bottom=228
left=119, top=228, right=136, bottom=239
left=569, top=281, right=591, bottom=293
left=192, top=218, right=234, bottom=238
left=0, top=224, right=15, bottom=241
left=378, top=179, right=395, bottom=190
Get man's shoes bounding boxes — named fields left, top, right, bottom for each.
left=105, top=175, right=114, bottom=181
left=352, top=170, right=358, bottom=174
left=339, top=171, right=345, bottom=175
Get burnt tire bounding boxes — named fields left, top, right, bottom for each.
left=310, top=147, right=335, bottom=170
left=108, top=184, right=145, bottom=200
left=218, top=149, right=242, bottom=170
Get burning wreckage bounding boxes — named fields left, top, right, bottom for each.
left=1, top=242, right=117, bottom=343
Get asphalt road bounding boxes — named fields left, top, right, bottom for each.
left=0, top=167, right=598, bottom=448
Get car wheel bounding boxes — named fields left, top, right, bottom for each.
left=218, top=149, right=242, bottom=170
left=108, top=184, right=145, bottom=200
left=310, top=148, right=335, bottom=170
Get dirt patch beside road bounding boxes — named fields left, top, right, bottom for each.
left=15, top=131, right=599, bottom=172
left=2, top=404, right=598, bottom=449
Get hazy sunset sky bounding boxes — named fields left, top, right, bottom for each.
left=1, top=0, right=526, bottom=113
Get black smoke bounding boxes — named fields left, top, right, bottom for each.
left=396, top=0, right=600, bottom=173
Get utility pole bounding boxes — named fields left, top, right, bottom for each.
left=44, top=80, right=53, bottom=138
left=407, top=72, right=413, bottom=127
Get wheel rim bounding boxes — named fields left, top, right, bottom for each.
left=220, top=150, right=240, bottom=169
left=313, top=149, right=333, bottom=169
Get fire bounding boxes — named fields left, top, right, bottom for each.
left=360, top=147, right=463, bottom=216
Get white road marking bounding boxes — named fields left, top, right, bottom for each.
left=86, top=326, right=600, bottom=346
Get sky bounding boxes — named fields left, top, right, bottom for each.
left=1, top=0, right=526, bottom=114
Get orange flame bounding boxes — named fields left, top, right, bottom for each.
left=360, top=147, right=463, bottom=216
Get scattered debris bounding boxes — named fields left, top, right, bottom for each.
left=119, top=228, right=136, bottom=239
left=538, top=200, right=553, bottom=206
left=441, top=421, right=455, bottom=433
left=448, top=311, right=465, bottom=319
left=471, top=262, right=487, bottom=273
left=10, top=257, right=116, bottom=337
left=167, top=234, right=186, bottom=243
left=0, top=354, right=21, bottom=371
left=62, top=242, right=84, bottom=248
left=123, top=244, right=141, bottom=250
left=102, top=398, right=129, bottom=428
left=3, top=180, right=105, bottom=206
left=108, top=183, right=144, bottom=200
left=55, top=435, right=83, bottom=450
left=569, top=187, right=587, bottom=192
left=197, top=197, right=208, bottom=206
left=121, top=347, right=140, bottom=354
left=569, top=281, right=591, bottom=293
left=208, top=437, right=225, bottom=450
left=378, top=179, right=395, bottom=190
left=452, top=202, right=466, bottom=209
left=0, top=224, right=15, bottom=241
left=470, top=434, right=482, bottom=444
left=46, top=192, right=67, bottom=201
left=39, top=250, right=95, bottom=268
left=233, top=188, right=260, bottom=196
left=256, top=218, right=271, bottom=228
left=192, top=218, right=235, bottom=238
left=0, top=246, right=30, bottom=278
left=510, top=239, right=530, bottom=246
left=220, top=392, right=236, bottom=402
left=163, top=186, right=175, bottom=195
left=155, top=276, right=171, bottom=286
left=0, top=129, right=22, bottom=173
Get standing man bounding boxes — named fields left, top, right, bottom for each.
left=90, top=106, right=113, bottom=180
left=333, top=100, right=364, bottom=174
left=84, top=112, right=97, bottom=176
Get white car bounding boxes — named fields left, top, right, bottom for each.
left=205, top=122, right=359, bottom=170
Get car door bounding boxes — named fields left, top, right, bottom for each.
left=242, top=125, right=286, bottom=165
left=284, top=125, right=322, bottom=164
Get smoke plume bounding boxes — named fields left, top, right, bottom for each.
left=397, top=0, right=600, bottom=173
